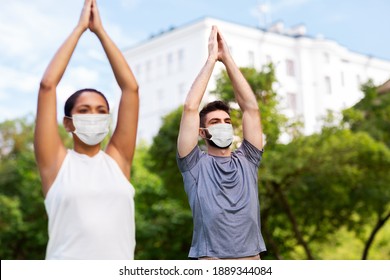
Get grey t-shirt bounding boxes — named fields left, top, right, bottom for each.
left=177, top=139, right=266, bottom=258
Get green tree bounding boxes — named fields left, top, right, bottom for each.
left=342, top=79, right=390, bottom=259
left=147, top=107, right=188, bottom=204
left=0, top=116, right=73, bottom=259
left=343, top=80, right=390, bottom=147
left=0, top=116, right=47, bottom=259
left=261, top=128, right=390, bottom=259
left=133, top=141, right=192, bottom=259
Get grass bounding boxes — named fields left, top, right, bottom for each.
left=318, top=221, right=390, bottom=260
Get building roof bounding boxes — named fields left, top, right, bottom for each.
left=377, top=79, right=390, bottom=94
left=123, top=16, right=314, bottom=51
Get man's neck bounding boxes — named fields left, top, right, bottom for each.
left=207, top=146, right=231, bottom=157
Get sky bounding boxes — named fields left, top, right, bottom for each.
left=1, top=0, right=389, bottom=123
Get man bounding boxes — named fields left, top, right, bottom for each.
left=177, top=25, right=266, bottom=259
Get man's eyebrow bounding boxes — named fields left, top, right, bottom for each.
left=208, top=117, right=231, bottom=122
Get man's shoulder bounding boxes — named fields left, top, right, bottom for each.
left=177, top=145, right=205, bottom=172
left=233, top=139, right=263, bottom=166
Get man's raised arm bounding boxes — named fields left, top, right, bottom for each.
left=177, top=26, right=219, bottom=157
left=217, top=29, right=263, bottom=150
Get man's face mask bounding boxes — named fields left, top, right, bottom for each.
left=67, top=114, right=110, bottom=146
left=202, top=123, right=234, bottom=148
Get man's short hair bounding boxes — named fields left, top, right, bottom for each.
left=199, top=100, right=230, bottom=127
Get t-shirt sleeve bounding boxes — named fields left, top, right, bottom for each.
left=239, top=139, right=264, bottom=167
left=176, top=145, right=202, bottom=172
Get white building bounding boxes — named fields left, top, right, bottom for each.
left=123, top=17, right=390, bottom=143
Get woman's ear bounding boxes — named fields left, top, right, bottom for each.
left=63, top=117, right=74, bottom=133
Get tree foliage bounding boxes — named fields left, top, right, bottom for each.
left=261, top=129, right=390, bottom=259
left=0, top=116, right=47, bottom=259
left=341, top=79, right=390, bottom=259
left=343, top=80, right=390, bottom=147
left=147, top=107, right=188, bottom=204
left=132, top=142, right=192, bottom=259
left=0, top=116, right=74, bottom=259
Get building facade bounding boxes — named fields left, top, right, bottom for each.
left=123, top=17, right=390, bottom=143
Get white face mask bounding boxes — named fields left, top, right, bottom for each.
left=69, top=114, right=111, bottom=146
left=203, top=123, right=234, bottom=148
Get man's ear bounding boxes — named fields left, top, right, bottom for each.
left=199, top=128, right=209, bottom=139
left=63, top=117, right=74, bottom=133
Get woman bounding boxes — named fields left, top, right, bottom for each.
left=34, top=0, right=139, bottom=259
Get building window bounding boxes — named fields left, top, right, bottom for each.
left=287, top=92, right=297, bottom=114
left=134, top=64, right=141, bottom=80
left=156, top=56, right=163, bottom=78
left=178, top=83, right=186, bottom=103
left=325, top=76, right=332, bottom=94
left=177, top=49, right=185, bottom=71
left=248, top=51, right=255, bottom=67
left=266, top=55, right=272, bottom=64
left=324, top=52, right=330, bottom=63
left=356, top=74, right=362, bottom=88
left=286, top=59, right=295, bottom=77
left=167, top=52, right=173, bottom=75
left=157, top=89, right=165, bottom=109
left=145, top=60, right=152, bottom=81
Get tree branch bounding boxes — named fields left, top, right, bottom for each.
left=273, top=182, right=314, bottom=259
left=362, top=210, right=390, bottom=260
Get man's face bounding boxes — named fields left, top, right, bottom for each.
left=200, top=110, right=232, bottom=148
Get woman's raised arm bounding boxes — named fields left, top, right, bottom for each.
left=34, top=0, right=93, bottom=195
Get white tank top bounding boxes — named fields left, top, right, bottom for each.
left=44, top=150, right=135, bottom=259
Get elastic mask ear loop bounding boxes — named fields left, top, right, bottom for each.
left=199, top=127, right=211, bottom=140
left=64, top=116, right=74, bottom=133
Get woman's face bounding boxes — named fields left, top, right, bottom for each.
left=64, top=91, right=109, bottom=133
left=71, top=91, right=109, bottom=115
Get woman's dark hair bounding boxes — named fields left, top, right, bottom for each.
left=199, top=100, right=230, bottom=127
left=64, top=88, right=109, bottom=117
